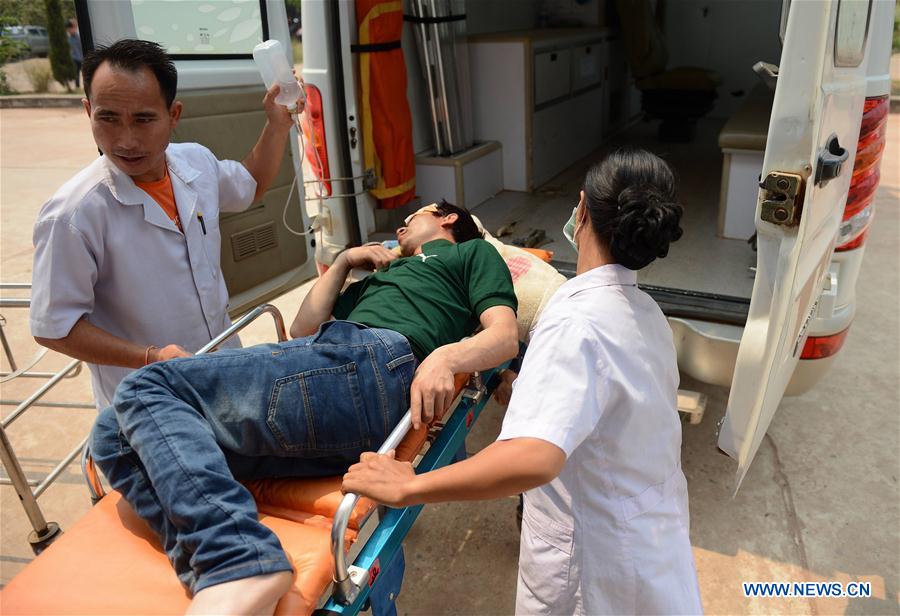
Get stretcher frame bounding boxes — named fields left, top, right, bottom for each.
left=0, top=282, right=95, bottom=553
left=323, top=367, right=504, bottom=614
left=77, top=302, right=508, bottom=614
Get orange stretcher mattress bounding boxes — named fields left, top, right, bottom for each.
left=0, top=378, right=460, bottom=616
left=1, top=483, right=359, bottom=615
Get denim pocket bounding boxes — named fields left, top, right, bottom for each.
left=266, top=362, right=370, bottom=453
left=388, top=354, right=415, bottom=410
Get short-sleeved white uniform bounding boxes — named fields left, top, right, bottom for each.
left=498, top=264, right=703, bottom=615
left=30, top=142, right=256, bottom=408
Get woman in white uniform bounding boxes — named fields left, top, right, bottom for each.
left=343, top=148, right=703, bottom=615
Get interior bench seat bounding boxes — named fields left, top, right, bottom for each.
left=717, top=84, right=775, bottom=240
left=718, top=84, right=774, bottom=152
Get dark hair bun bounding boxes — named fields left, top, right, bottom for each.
left=582, top=148, right=684, bottom=271
left=609, top=185, right=684, bottom=270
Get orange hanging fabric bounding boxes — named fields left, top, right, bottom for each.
left=356, top=0, right=416, bottom=209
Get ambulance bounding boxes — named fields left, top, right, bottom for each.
left=74, top=0, right=894, bottom=485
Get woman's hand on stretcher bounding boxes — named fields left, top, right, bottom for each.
left=409, top=348, right=456, bottom=430
left=343, top=450, right=415, bottom=507
left=343, top=439, right=566, bottom=507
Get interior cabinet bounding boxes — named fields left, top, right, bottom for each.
left=534, top=48, right=572, bottom=105
left=469, top=28, right=614, bottom=192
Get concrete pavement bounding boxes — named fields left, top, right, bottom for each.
left=0, top=106, right=898, bottom=614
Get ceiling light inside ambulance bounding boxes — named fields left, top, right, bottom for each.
left=835, top=95, right=888, bottom=252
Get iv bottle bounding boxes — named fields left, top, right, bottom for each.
left=252, top=40, right=304, bottom=110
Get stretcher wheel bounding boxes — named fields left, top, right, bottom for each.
left=28, top=522, right=62, bottom=555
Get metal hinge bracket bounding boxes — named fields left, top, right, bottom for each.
left=759, top=171, right=804, bottom=226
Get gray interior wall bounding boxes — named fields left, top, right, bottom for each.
left=464, top=0, right=605, bottom=32
left=541, top=0, right=605, bottom=26
left=664, top=0, right=782, bottom=118
left=465, top=0, right=542, bottom=35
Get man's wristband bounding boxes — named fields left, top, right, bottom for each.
left=144, top=345, right=158, bottom=366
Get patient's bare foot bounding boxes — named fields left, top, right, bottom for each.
left=186, top=570, right=292, bottom=615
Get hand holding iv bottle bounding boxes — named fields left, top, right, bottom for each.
left=253, top=39, right=323, bottom=238
left=253, top=39, right=306, bottom=113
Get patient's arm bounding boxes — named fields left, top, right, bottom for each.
left=290, top=245, right=397, bottom=338
left=409, top=304, right=518, bottom=429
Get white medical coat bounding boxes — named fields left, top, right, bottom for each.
left=30, top=142, right=256, bottom=408
left=498, top=264, right=703, bottom=615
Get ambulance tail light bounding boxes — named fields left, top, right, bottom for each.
left=835, top=95, right=888, bottom=252
left=800, top=328, right=850, bottom=360
left=300, top=84, right=332, bottom=197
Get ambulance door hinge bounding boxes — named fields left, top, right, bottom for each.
left=759, top=171, right=804, bottom=226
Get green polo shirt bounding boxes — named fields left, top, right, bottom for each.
left=332, top=239, right=517, bottom=360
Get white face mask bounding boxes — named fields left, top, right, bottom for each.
left=563, top=206, right=579, bottom=253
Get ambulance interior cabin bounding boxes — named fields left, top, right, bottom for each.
left=382, top=0, right=786, bottom=330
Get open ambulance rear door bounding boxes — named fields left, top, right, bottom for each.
left=300, top=1, right=378, bottom=272
left=74, top=0, right=315, bottom=314
left=718, top=0, right=886, bottom=489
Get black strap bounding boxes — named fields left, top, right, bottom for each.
left=350, top=40, right=402, bottom=53
left=403, top=14, right=466, bottom=24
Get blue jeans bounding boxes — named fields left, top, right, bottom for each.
left=90, top=321, right=416, bottom=593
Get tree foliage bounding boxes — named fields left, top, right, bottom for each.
left=44, top=0, right=75, bottom=88
left=0, top=0, right=76, bottom=28
left=0, top=15, right=26, bottom=63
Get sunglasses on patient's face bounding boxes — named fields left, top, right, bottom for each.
left=403, top=205, right=440, bottom=226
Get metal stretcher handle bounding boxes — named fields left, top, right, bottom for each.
left=331, top=413, right=413, bottom=604
left=197, top=303, right=287, bottom=354
left=330, top=372, right=487, bottom=605
left=81, top=303, right=288, bottom=501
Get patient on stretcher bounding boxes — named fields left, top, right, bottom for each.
left=88, top=201, right=518, bottom=614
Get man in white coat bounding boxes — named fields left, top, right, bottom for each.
left=30, top=39, right=302, bottom=408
